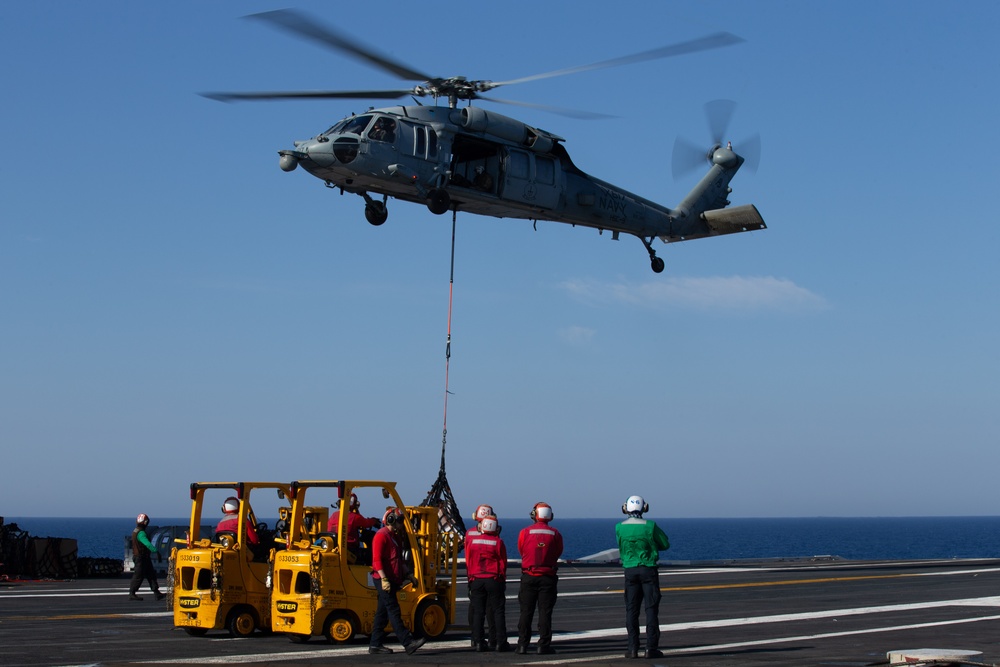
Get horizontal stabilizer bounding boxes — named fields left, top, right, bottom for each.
left=659, top=204, right=766, bottom=243
left=702, top=204, right=766, bottom=235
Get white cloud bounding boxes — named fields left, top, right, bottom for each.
left=558, top=275, right=828, bottom=312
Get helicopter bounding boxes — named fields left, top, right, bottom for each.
left=204, top=10, right=766, bottom=273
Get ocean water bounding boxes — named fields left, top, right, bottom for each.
left=7, top=516, right=1000, bottom=563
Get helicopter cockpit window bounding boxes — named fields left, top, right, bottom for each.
left=341, top=114, right=374, bottom=136
left=368, top=117, right=396, bottom=143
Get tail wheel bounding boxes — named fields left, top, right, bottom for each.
left=226, top=606, right=257, bottom=638
left=183, top=627, right=208, bottom=637
left=324, top=613, right=356, bottom=644
left=414, top=598, right=447, bottom=639
left=287, top=633, right=310, bottom=644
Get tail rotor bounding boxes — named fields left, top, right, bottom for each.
left=672, top=99, right=761, bottom=180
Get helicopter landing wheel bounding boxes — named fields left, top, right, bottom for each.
left=365, top=201, right=388, bottom=226
left=639, top=236, right=665, bottom=274
left=426, top=189, right=450, bottom=215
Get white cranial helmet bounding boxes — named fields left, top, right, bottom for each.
left=623, top=495, right=648, bottom=516
left=479, top=515, right=499, bottom=535
left=473, top=504, right=494, bottom=522
left=531, top=502, right=553, bottom=522
left=222, top=497, right=240, bottom=514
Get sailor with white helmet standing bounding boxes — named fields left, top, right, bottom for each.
left=616, top=495, right=669, bottom=659
left=466, top=504, right=499, bottom=648
left=516, top=501, right=563, bottom=654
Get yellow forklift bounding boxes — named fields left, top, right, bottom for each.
left=169, top=481, right=290, bottom=637
left=270, top=480, right=460, bottom=644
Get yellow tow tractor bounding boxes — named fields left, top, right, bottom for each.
left=169, top=481, right=290, bottom=637
left=270, top=480, right=460, bottom=644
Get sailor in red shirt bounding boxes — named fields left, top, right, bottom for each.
left=327, top=493, right=379, bottom=562
left=216, top=496, right=259, bottom=545
left=516, top=502, right=563, bottom=654
left=368, top=508, right=426, bottom=655
left=465, top=504, right=499, bottom=647
left=466, top=514, right=509, bottom=652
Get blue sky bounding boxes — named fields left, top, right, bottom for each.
left=3, top=1, right=998, bottom=519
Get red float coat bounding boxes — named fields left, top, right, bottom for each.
left=517, top=521, right=563, bottom=577
left=216, top=514, right=259, bottom=545
left=371, top=526, right=407, bottom=585
left=466, top=532, right=507, bottom=581
left=327, top=510, right=379, bottom=548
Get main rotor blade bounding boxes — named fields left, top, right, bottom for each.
left=200, top=89, right=415, bottom=103
left=246, top=9, right=431, bottom=82
left=484, top=97, right=616, bottom=120
left=491, top=32, right=744, bottom=88
left=705, top=99, right=737, bottom=145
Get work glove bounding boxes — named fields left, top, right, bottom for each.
left=380, top=578, right=392, bottom=592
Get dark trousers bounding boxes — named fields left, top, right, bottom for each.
left=623, top=565, right=661, bottom=651
left=468, top=582, right=497, bottom=645
left=470, top=578, right=507, bottom=646
left=370, top=583, right=413, bottom=648
left=517, top=573, right=557, bottom=648
left=129, top=555, right=160, bottom=595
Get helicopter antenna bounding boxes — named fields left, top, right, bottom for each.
left=421, top=211, right=466, bottom=537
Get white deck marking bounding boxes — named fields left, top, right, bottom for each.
left=139, top=596, right=1000, bottom=664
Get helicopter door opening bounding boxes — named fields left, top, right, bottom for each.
left=449, top=134, right=499, bottom=195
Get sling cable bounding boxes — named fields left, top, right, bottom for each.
left=421, top=211, right=467, bottom=536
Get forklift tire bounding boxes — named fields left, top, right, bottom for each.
left=414, top=598, right=448, bottom=639
left=226, top=606, right=257, bottom=638
left=287, top=633, right=310, bottom=644
left=183, top=627, right=208, bottom=637
left=324, top=613, right=357, bottom=644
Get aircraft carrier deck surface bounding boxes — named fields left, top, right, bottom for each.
left=3, top=558, right=1000, bottom=667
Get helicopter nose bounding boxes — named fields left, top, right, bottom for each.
left=303, top=139, right=335, bottom=167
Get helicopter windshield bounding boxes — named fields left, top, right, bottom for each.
left=340, top=114, right=373, bottom=136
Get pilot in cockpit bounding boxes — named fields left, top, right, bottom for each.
left=369, top=117, right=396, bottom=143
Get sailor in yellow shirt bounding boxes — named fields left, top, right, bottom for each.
left=615, top=495, right=669, bottom=659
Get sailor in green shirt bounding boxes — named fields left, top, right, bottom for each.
left=129, top=513, right=165, bottom=601
left=615, top=495, right=669, bottom=659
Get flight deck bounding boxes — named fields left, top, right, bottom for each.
left=3, top=559, right=1000, bottom=666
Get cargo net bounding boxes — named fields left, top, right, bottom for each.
left=0, top=519, right=30, bottom=579
left=421, top=466, right=466, bottom=545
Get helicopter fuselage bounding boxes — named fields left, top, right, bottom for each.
left=278, top=104, right=763, bottom=272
